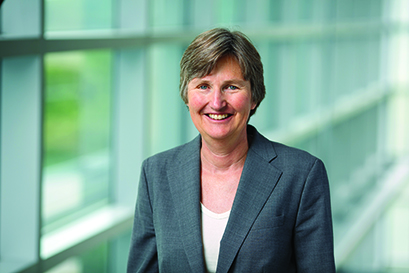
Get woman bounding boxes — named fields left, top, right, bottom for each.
left=127, top=28, right=336, bottom=273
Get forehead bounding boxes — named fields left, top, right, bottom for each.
left=192, top=55, right=245, bottom=83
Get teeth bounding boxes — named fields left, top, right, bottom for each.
left=208, top=114, right=229, bottom=120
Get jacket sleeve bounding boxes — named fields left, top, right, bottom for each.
left=294, top=158, right=336, bottom=273
left=127, top=160, right=159, bottom=273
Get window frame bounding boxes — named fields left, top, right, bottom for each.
left=0, top=0, right=149, bottom=272
left=1, top=0, right=409, bottom=272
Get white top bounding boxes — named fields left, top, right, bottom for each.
left=201, top=203, right=231, bottom=273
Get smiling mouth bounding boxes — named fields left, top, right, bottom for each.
left=207, top=114, right=231, bottom=120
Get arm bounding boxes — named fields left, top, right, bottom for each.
left=127, top=161, right=159, bottom=273
left=294, top=158, right=336, bottom=273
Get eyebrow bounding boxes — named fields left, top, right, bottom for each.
left=223, top=79, right=248, bottom=86
left=190, top=78, right=248, bottom=87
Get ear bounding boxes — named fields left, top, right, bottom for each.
left=251, top=101, right=257, bottom=110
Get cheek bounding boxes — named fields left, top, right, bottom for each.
left=187, top=92, right=204, bottom=111
left=232, top=94, right=254, bottom=112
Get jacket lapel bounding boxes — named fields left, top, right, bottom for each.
left=167, top=136, right=206, bottom=273
left=216, top=127, right=283, bottom=273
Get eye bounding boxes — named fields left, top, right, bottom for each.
left=198, top=85, right=208, bottom=90
left=226, top=85, right=238, bottom=90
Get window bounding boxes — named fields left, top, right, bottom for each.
left=45, top=0, right=113, bottom=32
left=1, top=0, right=409, bottom=272
left=42, top=50, right=113, bottom=233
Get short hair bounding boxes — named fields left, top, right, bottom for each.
left=180, top=28, right=265, bottom=117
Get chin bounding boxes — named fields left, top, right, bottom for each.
left=204, top=127, right=240, bottom=141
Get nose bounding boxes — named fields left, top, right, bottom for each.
left=209, top=88, right=226, bottom=110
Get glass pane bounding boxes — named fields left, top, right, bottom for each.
left=148, top=44, right=186, bottom=155
left=150, top=0, right=186, bottom=31
left=45, top=0, right=112, bottom=32
left=0, top=0, right=41, bottom=38
left=44, top=229, right=131, bottom=273
left=44, top=243, right=108, bottom=273
left=42, top=50, right=112, bottom=232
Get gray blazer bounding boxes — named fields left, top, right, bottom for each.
left=127, top=125, right=336, bottom=273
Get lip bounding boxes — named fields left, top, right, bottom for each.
left=205, top=113, right=233, bottom=121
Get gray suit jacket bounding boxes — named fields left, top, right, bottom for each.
left=127, top=125, right=336, bottom=273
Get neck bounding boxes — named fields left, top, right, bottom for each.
left=200, top=132, right=249, bottom=172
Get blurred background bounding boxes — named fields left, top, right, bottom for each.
left=1, top=0, right=409, bottom=272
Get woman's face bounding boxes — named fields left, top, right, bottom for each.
left=187, top=55, right=256, bottom=144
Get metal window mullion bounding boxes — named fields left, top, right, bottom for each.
left=0, top=55, right=42, bottom=273
left=112, top=48, right=147, bottom=207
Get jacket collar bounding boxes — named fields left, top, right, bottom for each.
left=167, top=125, right=282, bottom=273
left=216, top=125, right=282, bottom=272
left=166, top=134, right=205, bottom=272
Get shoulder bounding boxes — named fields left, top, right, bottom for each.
left=272, top=141, right=319, bottom=164
left=272, top=141, right=326, bottom=177
left=249, top=125, right=323, bottom=171
left=142, top=135, right=201, bottom=171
